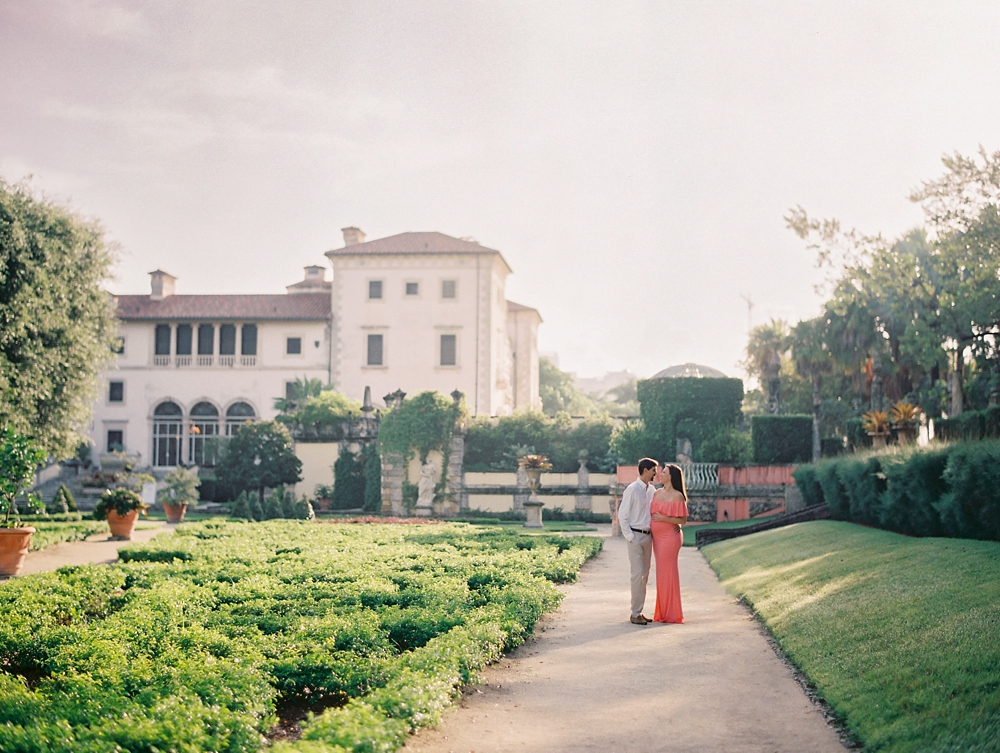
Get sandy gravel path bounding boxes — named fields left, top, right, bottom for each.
left=404, top=531, right=845, bottom=753
left=16, top=521, right=172, bottom=576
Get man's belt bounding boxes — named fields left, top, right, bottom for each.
left=630, top=526, right=651, bottom=535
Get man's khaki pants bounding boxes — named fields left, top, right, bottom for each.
left=626, top=532, right=653, bottom=618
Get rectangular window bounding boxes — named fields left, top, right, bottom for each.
left=440, top=334, right=457, bottom=366
left=175, top=324, right=192, bottom=355
left=367, top=334, right=384, bottom=366
left=286, top=337, right=301, bottom=355
left=197, top=324, right=214, bottom=355
left=109, top=381, right=124, bottom=403
left=154, top=324, right=171, bottom=355
left=107, top=430, right=124, bottom=453
left=241, top=324, right=257, bottom=356
left=369, top=280, right=383, bottom=299
left=405, top=282, right=419, bottom=296
left=285, top=381, right=296, bottom=401
left=442, top=280, right=456, bottom=299
left=219, top=324, right=236, bottom=355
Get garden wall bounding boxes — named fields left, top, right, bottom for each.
left=294, top=441, right=339, bottom=499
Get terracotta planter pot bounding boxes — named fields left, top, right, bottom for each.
left=107, top=509, right=140, bottom=540
left=0, top=527, right=35, bottom=576
left=163, top=502, right=188, bottom=524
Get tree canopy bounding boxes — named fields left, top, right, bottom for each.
left=215, top=421, right=302, bottom=504
left=764, top=146, right=1000, bottom=443
left=0, top=180, right=118, bottom=457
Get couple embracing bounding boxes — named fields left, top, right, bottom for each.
left=618, top=458, right=689, bottom=625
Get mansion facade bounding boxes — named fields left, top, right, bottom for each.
left=90, top=229, right=541, bottom=469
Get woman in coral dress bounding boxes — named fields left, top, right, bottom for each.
left=650, top=463, right=689, bottom=624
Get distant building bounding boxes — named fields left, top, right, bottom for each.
left=89, top=229, right=542, bottom=469
left=326, top=228, right=541, bottom=417
left=91, top=268, right=331, bottom=468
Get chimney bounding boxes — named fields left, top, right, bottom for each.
left=149, top=270, right=177, bottom=301
left=342, top=227, right=366, bottom=246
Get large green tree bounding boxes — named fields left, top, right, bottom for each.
left=0, top=180, right=118, bottom=457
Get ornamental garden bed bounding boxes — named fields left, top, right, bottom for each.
left=0, top=519, right=601, bottom=752
left=703, top=520, right=1000, bottom=751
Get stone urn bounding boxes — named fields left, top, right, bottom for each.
left=894, top=426, right=918, bottom=445
left=523, top=468, right=544, bottom=529
left=163, top=502, right=188, bottom=524
left=107, top=509, right=140, bottom=540
left=0, top=526, right=35, bottom=576
left=868, top=432, right=889, bottom=450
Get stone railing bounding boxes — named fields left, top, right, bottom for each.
left=679, top=462, right=718, bottom=490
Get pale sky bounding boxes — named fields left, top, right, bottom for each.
left=3, top=1, right=1000, bottom=381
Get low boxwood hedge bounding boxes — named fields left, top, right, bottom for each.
left=793, top=440, right=1000, bottom=540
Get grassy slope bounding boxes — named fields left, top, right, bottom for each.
left=703, top=521, right=1000, bottom=752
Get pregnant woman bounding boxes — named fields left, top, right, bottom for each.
left=650, top=463, right=689, bottom=624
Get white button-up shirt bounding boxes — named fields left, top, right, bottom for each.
left=618, top=476, right=655, bottom=542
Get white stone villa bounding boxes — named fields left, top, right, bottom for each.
left=89, top=228, right=541, bottom=469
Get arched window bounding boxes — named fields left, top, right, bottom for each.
left=153, top=401, right=183, bottom=466
left=225, top=401, right=256, bottom=436
left=189, top=402, right=219, bottom=467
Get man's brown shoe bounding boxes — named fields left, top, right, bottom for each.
left=630, top=615, right=649, bottom=625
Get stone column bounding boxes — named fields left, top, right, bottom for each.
left=574, top=457, right=591, bottom=512
left=380, top=451, right=405, bottom=516
left=445, top=429, right=465, bottom=515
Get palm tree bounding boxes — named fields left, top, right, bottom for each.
left=791, top=317, right=835, bottom=461
left=273, top=376, right=324, bottom=415
left=744, top=319, right=791, bottom=414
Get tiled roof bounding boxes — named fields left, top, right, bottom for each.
left=286, top=279, right=332, bottom=292
left=507, top=300, right=539, bottom=314
left=115, top=293, right=331, bottom=321
left=326, top=231, right=500, bottom=257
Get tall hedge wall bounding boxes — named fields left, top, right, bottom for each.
left=751, top=414, right=812, bottom=464
left=636, top=377, right=744, bottom=462
left=792, top=440, right=1000, bottom=541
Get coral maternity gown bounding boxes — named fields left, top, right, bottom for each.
left=650, top=496, right=688, bottom=623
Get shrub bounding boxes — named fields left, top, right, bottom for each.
left=935, top=411, right=985, bottom=442
left=879, top=446, right=948, bottom=536
left=93, top=488, right=146, bottom=519
left=697, top=428, right=752, bottom=464
left=333, top=447, right=366, bottom=510
left=608, top=420, right=659, bottom=465
left=845, top=417, right=868, bottom=451
left=836, top=455, right=884, bottom=527
left=938, top=441, right=1000, bottom=540
left=820, top=437, right=844, bottom=457
left=52, top=484, right=77, bottom=513
left=985, top=406, right=1000, bottom=438
left=791, top=464, right=823, bottom=507
left=751, top=415, right=812, bottom=464
left=793, top=440, right=1000, bottom=541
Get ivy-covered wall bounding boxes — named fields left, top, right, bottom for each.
left=636, top=377, right=744, bottom=461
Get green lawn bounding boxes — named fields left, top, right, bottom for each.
left=682, top=518, right=765, bottom=547
left=703, top=521, right=1000, bottom=752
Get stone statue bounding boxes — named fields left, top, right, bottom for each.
left=417, top=459, right=438, bottom=509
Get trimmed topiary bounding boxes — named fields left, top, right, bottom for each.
left=751, top=415, right=812, bottom=464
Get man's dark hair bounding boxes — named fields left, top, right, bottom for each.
left=637, top=457, right=659, bottom=475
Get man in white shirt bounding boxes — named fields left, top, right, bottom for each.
left=618, top=457, right=661, bottom=624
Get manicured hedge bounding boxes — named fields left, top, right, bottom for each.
left=751, top=414, right=812, bottom=464
left=636, top=376, right=744, bottom=462
left=934, top=406, right=1000, bottom=442
left=0, top=520, right=602, bottom=752
left=793, top=440, right=1000, bottom=540
left=845, top=417, right=868, bottom=451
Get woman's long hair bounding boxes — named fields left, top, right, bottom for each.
left=664, top=463, right=688, bottom=501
